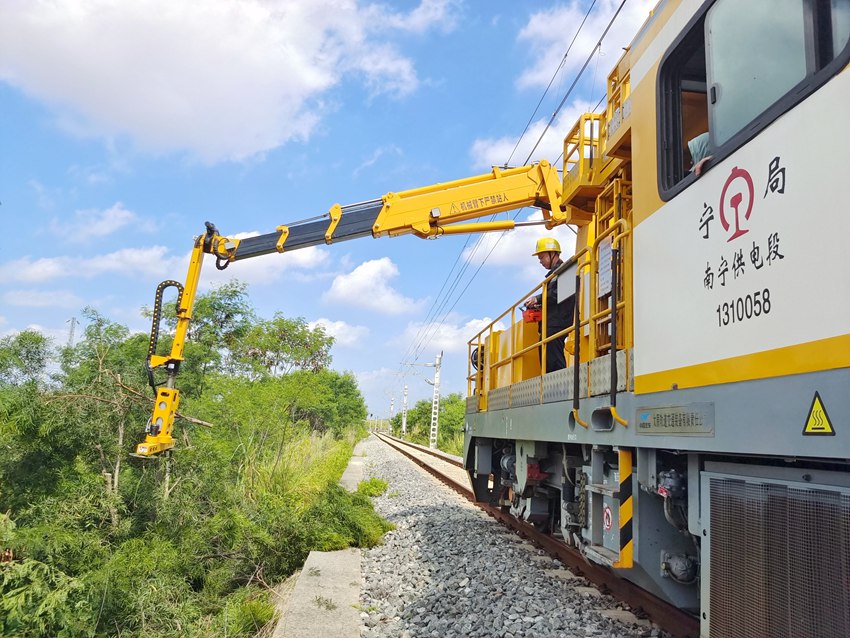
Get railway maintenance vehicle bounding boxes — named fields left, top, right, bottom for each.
left=136, top=1, right=850, bottom=636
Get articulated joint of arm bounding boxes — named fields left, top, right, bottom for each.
left=325, top=204, right=343, bottom=243
left=275, top=225, right=289, bottom=253
left=531, top=161, right=568, bottom=228
left=203, top=221, right=240, bottom=269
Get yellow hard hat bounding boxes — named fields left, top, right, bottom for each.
left=532, top=237, right=561, bottom=255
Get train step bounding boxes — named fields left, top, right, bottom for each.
left=587, top=482, right=619, bottom=496
left=584, top=544, right=620, bottom=567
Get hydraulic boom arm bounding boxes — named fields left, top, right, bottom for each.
left=134, top=161, right=568, bottom=457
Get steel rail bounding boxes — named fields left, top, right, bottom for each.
left=374, top=432, right=699, bottom=638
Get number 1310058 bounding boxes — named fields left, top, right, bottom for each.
left=716, top=288, right=772, bottom=327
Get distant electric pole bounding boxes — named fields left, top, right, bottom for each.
left=408, top=354, right=444, bottom=448
left=66, top=317, right=78, bottom=348
left=428, top=352, right=443, bottom=449
left=401, top=384, right=409, bottom=436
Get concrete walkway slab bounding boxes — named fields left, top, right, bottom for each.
left=339, top=439, right=367, bottom=491
left=272, top=439, right=371, bottom=637
left=273, top=549, right=361, bottom=638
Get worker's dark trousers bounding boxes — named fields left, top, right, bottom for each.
left=541, top=331, right=567, bottom=373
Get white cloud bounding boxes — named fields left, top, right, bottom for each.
left=198, top=232, right=329, bottom=289
left=68, top=163, right=116, bottom=186
left=1, top=323, right=67, bottom=346
left=353, top=145, right=403, bottom=177
left=351, top=45, right=418, bottom=101
left=2, top=289, right=83, bottom=309
left=365, top=0, right=462, bottom=34
left=49, top=202, right=149, bottom=240
left=28, top=179, right=56, bottom=210
left=354, top=366, right=408, bottom=416
left=461, top=210, right=578, bottom=284
left=516, top=0, right=656, bottom=91
left=0, top=246, right=183, bottom=283
left=309, top=317, right=369, bottom=347
left=0, top=232, right=327, bottom=292
left=398, top=314, right=507, bottom=355
left=468, top=1, right=654, bottom=170
left=0, top=256, right=75, bottom=283
left=323, top=257, right=425, bottom=314
left=82, top=246, right=183, bottom=279
left=70, top=167, right=110, bottom=186
left=0, top=0, right=444, bottom=163
left=469, top=102, right=594, bottom=169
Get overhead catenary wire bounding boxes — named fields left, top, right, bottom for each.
left=401, top=2, right=608, bottom=364
left=397, top=232, right=490, bottom=369
left=410, top=226, right=520, bottom=361
left=399, top=215, right=556, bottom=366
left=401, top=213, right=556, bottom=365
left=400, top=43, right=617, bottom=374
left=550, top=70, right=609, bottom=167
left=523, top=0, right=628, bottom=165
left=399, top=0, right=630, bottom=373
left=400, top=237, right=472, bottom=358
left=505, top=0, right=600, bottom=167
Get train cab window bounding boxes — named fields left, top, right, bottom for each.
left=706, top=0, right=808, bottom=146
left=830, top=0, right=850, bottom=57
left=657, top=13, right=709, bottom=189
left=658, top=0, right=850, bottom=199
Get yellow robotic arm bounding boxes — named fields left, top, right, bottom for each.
left=134, top=161, right=572, bottom=457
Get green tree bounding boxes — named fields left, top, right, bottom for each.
left=390, top=392, right=466, bottom=454
left=62, top=308, right=149, bottom=388
left=188, top=280, right=255, bottom=351
left=0, top=330, right=52, bottom=386
left=51, top=309, right=155, bottom=527
left=0, top=318, right=142, bottom=517
left=437, top=392, right=466, bottom=454
left=281, top=370, right=366, bottom=436
left=0, top=292, right=388, bottom=638
left=0, top=557, right=95, bottom=637
left=235, top=314, right=333, bottom=377
left=153, top=280, right=256, bottom=394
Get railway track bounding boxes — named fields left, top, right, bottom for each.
left=374, top=432, right=700, bottom=638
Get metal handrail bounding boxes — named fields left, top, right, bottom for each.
left=466, top=215, right=632, bottom=406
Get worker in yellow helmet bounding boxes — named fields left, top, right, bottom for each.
left=526, top=237, right=574, bottom=373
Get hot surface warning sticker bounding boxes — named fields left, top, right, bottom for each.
left=802, top=391, right=835, bottom=436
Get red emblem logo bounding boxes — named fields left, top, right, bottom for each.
left=719, top=166, right=754, bottom=242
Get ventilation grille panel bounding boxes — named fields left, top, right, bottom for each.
left=709, top=477, right=850, bottom=638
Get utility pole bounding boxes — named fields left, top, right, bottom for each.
left=428, top=352, right=443, bottom=449
left=401, top=384, right=409, bottom=436
left=66, top=317, right=78, bottom=348
left=407, top=353, right=444, bottom=448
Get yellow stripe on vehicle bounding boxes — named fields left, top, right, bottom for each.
left=635, top=334, right=850, bottom=395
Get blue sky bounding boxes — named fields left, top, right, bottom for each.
left=0, top=0, right=654, bottom=418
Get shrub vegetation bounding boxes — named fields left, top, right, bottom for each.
left=0, top=281, right=389, bottom=637
left=357, top=477, right=389, bottom=498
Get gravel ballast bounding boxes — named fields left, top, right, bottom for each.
left=359, top=436, right=666, bottom=638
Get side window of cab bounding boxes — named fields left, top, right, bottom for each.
left=658, top=0, right=850, bottom=199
